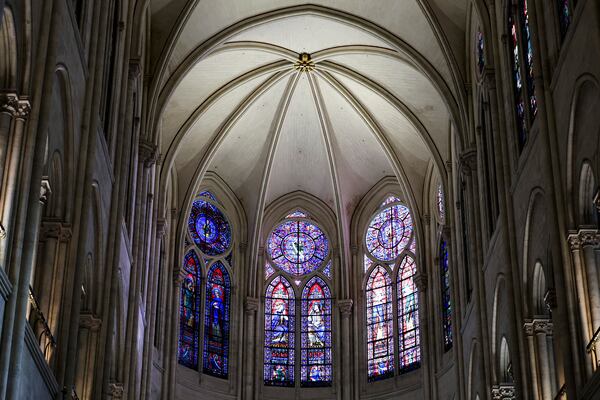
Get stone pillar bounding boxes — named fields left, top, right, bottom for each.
left=0, top=93, right=17, bottom=196
left=491, top=384, right=516, bottom=400
left=76, top=313, right=101, bottom=400
left=524, top=321, right=542, bottom=400
left=338, top=299, right=353, bottom=400
left=243, top=297, right=258, bottom=400
left=567, top=233, right=594, bottom=377
left=534, top=320, right=553, bottom=400
left=580, top=230, right=600, bottom=368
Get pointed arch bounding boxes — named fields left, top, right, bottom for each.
left=203, top=261, right=231, bottom=378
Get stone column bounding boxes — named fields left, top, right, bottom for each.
left=580, top=230, right=600, bottom=367
left=243, top=297, right=258, bottom=400
left=76, top=312, right=101, bottom=400
left=338, top=299, right=353, bottom=400
left=567, top=233, right=594, bottom=377
left=534, top=320, right=553, bottom=400
left=524, top=321, right=542, bottom=400
left=0, top=93, right=17, bottom=197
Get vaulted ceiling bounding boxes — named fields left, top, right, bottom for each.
left=149, top=0, right=468, bottom=227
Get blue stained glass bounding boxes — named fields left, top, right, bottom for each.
left=366, top=204, right=413, bottom=262
left=520, top=0, right=537, bottom=119
left=557, top=0, right=571, bottom=39
left=265, top=263, right=275, bottom=280
left=198, top=190, right=218, bottom=202
left=301, top=277, right=332, bottom=386
left=267, top=220, right=329, bottom=276
left=286, top=210, right=309, bottom=218
left=509, top=15, right=527, bottom=149
left=477, top=31, right=485, bottom=74
left=323, top=260, right=332, bottom=279
left=188, top=199, right=231, bottom=256
left=366, top=266, right=394, bottom=381
left=397, top=256, right=421, bottom=372
left=179, top=251, right=202, bottom=369
left=440, top=240, right=453, bottom=350
left=381, top=195, right=402, bottom=207
left=264, top=276, right=295, bottom=386
left=203, top=262, right=231, bottom=378
left=364, top=254, right=374, bottom=273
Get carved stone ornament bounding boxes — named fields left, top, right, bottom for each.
left=39, top=177, right=52, bottom=205
left=0, top=93, right=18, bottom=114
left=139, top=140, right=158, bottom=168
left=79, top=312, right=102, bottom=331
left=338, top=299, right=353, bottom=317
left=294, top=52, right=315, bottom=72
left=524, top=319, right=553, bottom=336
left=491, top=384, right=516, bottom=400
left=459, top=148, right=478, bottom=176
left=244, top=297, right=259, bottom=312
left=14, top=99, right=31, bottom=119
left=578, top=229, right=600, bottom=247
left=40, top=221, right=72, bottom=242
left=108, top=382, right=124, bottom=399
left=414, top=273, right=428, bottom=292
left=156, top=218, right=168, bottom=238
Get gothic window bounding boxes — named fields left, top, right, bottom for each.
left=440, top=240, right=453, bottom=351
left=264, top=211, right=333, bottom=388
left=264, top=276, right=296, bottom=387
left=366, top=266, right=394, bottom=381
left=203, top=262, right=231, bottom=378
left=179, top=251, right=202, bottom=369
left=557, top=0, right=573, bottom=40
left=301, top=276, right=332, bottom=386
left=477, top=30, right=485, bottom=74
left=179, top=191, right=233, bottom=377
left=508, top=0, right=538, bottom=151
left=436, top=182, right=445, bottom=223
left=397, top=256, right=420, bottom=371
left=364, top=197, right=420, bottom=381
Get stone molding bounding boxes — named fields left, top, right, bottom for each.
left=338, top=299, right=353, bottom=316
left=459, top=148, right=478, bottom=176
left=156, top=218, right=168, bottom=238
left=79, top=312, right=102, bottom=331
left=523, top=319, right=553, bottom=336
left=244, top=297, right=259, bottom=312
left=568, top=229, right=600, bottom=250
left=491, top=384, right=516, bottom=400
left=414, top=273, right=428, bottom=292
left=0, top=93, right=18, bottom=114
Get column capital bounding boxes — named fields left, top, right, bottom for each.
left=338, top=299, right=353, bottom=316
left=567, top=232, right=581, bottom=251
left=139, top=139, right=158, bottom=168
left=414, top=273, right=428, bottom=292
left=524, top=319, right=553, bottom=335
left=79, top=312, right=102, bottom=331
left=14, top=99, right=31, bottom=119
left=156, top=218, right=168, bottom=238
left=0, top=93, right=19, bottom=114
left=244, top=297, right=259, bottom=312
left=459, top=148, right=478, bottom=176
left=491, top=384, right=516, bottom=400
left=107, top=382, right=124, bottom=399
left=578, top=229, right=600, bottom=247
left=40, top=221, right=72, bottom=242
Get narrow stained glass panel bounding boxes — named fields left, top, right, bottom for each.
left=477, top=31, right=485, bottom=74
left=267, top=220, right=329, bottom=276
left=323, top=260, right=332, bottom=279
left=203, top=262, right=231, bottom=378
left=364, top=254, right=374, bottom=273
left=440, top=240, right=453, bottom=350
left=301, top=277, right=332, bottom=387
left=381, top=195, right=403, bottom=207
left=520, top=0, right=537, bottom=119
left=509, top=15, right=527, bottom=149
left=397, top=256, right=421, bottom=372
left=557, top=0, right=571, bottom=39
left=437, top=182, right=445, bottom=222
left=286, top=210, right=309, bottom=219
left=265, top=262, right=275, bottom=280
left=188, top=199, right=231, bottom=256
left=366, top=266, right=394, bottom=381
left=366, top=204, right=413, bottom=262
left=179, top=251, right=201, bottom=369
left=264, top=276, right=295, bottom=386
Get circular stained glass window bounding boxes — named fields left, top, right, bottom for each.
left=267, top=220, right=329, bottom=276
left=188, top=199, right=231, bottom=256
left=366, top=204, right=412, bottom=262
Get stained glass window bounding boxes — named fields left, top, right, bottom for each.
left=520, top=0, right=537, bottom=119
left=397, top=256, right=420, bottom=372
left=437, top=182, right=445, bottom=222
left=557, top=0, right=571, bottom=39
left=265, top=263, right=275, bottom=280
left=366, top=204, right=413, bottom=262
left=203, top=262, right=231, bottom=378
left=267, top=220, right=329, bottom=276
left=364, top=254, right=374, bottom=273
left=381, top=195, right=402, bottom=207
left=323, top=260, right=332, bottom=279
left=301, top=277, right=332, bottom=386
left=366, top=266, right=394, bottom=381
left=509, top=15, right=527, bottom=149
left=286, top=210, right=309, bottom=218
left=179, top=251, right=202, bottom=369
left=264, top=276, right=295, bottom=386
left=198, top=190, right=218, bottom=202
left=188, top=199, right=231, bottom=256
left=440, top=240, right=453, bottom=350
left=477, top=31, right=485, bottom=74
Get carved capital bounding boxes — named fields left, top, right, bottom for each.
left=524, top=319, right=553, bottom=335
left=128, top=60, right=141, bottom=81
left=40, top=177, right=52, bottom=205
left=491, top=384, right=516, bottom=400
left=244, top=297, right=259, bottom=312
left=0, top=93, right=18, bottom=115
left=567, top=232, right=581, bottom=251
left=338, top=299, right=353, bottom=317
left=40, top=222, right=72, bottom=241
left=414, top=273, right=428, bottom=292
left=107, top=382, right=123, bottom=399
left=579, top=229, right=600, bottom=247
left=139, top=140, right=157, bottom=168
left=459, top=148, right=478, bottom=176
left=79, top=312, right=102, bottom=331
left=14, top=99, right=31, bottom=119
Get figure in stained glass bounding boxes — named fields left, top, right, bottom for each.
left=188, top=199, right=231, bottom=256
left=366, top=266, right=394, bottom=381
left=366, top=204, right=413, bottom=262
left=203, top=262, right=231, bottom=378
left=397, top=256, right=421, bottom=372
left=440, top=240, right=452, bottom=350
left=179, top=251, right=201, bottom=369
